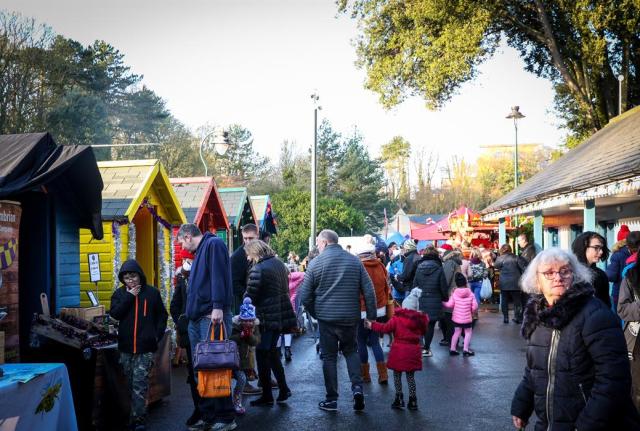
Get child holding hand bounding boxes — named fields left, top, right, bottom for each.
left=230, top=297, right=261, bottom=414
left=365, top=287, right=428, bottom=410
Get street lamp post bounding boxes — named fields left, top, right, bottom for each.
left=506, top=106, right=525, bottom=252
left=618, top=75, right=624, bottom=116
left=310, top=92, right=321, bottom=250
left=199, top=126, right=230, bottom=177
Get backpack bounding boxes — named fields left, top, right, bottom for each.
left=469, top=263, right=486, bottom=283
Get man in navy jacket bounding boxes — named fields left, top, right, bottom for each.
left=177, top=223, right=235, bottom=431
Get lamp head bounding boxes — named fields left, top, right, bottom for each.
left=506, top=106, right=525, bottom=120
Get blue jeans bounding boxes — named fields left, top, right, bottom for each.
left=188, top=309, right=234, bottom=424
left=392, top=287, right=407, bottom=303
left=470, top=280, right=482, bottom=306
left=357, top=319, right=384, bottom=363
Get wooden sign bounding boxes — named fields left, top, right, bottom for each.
left=0, top=200, right=21, bottom=362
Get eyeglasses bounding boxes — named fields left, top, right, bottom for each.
left=122, top=273, right=138, bottom=281
left=538, top=268, right=573, bottom=280
left=587, top=245, right=604, bottom=252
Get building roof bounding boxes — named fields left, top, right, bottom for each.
left=170, top=177, right=229, bottom=231
left=250, top=195, right=269, bottom=226
left=219, top=187, right=257, bottom=228
left=98, top=159, right=186, bottom=224
left=482, top=106, right=640, bottom=218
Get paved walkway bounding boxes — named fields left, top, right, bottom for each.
left=148, top=309, right=527, bottom=431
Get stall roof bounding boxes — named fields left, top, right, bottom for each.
left=98, top=159, right=186, bottom=224
left=250, top=194, right=277, bottom=234
left=482, top=106, right=640, bottom=219
left=0, top=132, right=103, bottom=239
left=170, top=177, right=230, bottom=231
left=219, top=187, right=257, bottom=228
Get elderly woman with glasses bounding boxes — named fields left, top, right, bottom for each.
left=571, top=231, right=612, bottom=307
left=510, top=248, right=639, bottom=430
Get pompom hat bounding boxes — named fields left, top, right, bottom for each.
left=239, top=297, right=256, bottom=320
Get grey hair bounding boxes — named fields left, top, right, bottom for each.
left=318, top=229, right=339, bottom=244
left=519, top=247, right=593, bottom=294
left=177, top=223, right=202, bottom=239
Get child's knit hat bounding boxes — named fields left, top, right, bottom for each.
left=455, top=272, right=468, bottom=287
left=402, top=287, right=422, bottom=311
left=239, top=297, right=256, bottom=320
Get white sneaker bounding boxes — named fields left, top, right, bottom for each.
left=422, top=349, right=432, bottom=357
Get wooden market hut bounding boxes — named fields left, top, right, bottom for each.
left=79, top=160, right=186, bottom=308
left=170, top=177, right=230, bottom=267
left=250, top=195, right=277, bottom=236
left=481, top=106, right=640, bottom=251
left=0, top=132, right=103, bottom=359
left=219, top=187, right=258, bottom=252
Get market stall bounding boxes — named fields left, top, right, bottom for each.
left=250, top=194, right=277, bottom=236
left=170, top=176, right=230, bottom=268
left=218, top=187, right=258, bottom=252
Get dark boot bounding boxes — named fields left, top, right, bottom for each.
left=252, top=349, right=274, bottom=405
left=391, top=393, right=405, bottom=409
left=284, top=346, right=292, bottom=362
left=407, top=396, right=418, bottom=410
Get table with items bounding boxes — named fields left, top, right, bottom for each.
left=0, top=363, right=78, bottom=431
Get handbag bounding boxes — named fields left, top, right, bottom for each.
left=193, top=322, right=240, bottom=371
left=480, top=278, right=493, bottom=300
left=197, top=369, right=232, bottom=398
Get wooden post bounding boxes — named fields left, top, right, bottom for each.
left=499, top=218, right=506, bottom=246
left=583, top=199, right=596, bottom=231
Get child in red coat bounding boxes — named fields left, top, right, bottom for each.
left=365, top=287, right=428, bottom=410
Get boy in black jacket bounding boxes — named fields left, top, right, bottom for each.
left=110, top=259, right=168, bottom=431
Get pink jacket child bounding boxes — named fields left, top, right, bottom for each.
left=442, top=273, right=478, bottom=356
left=288, top=271, right=305, bottom=313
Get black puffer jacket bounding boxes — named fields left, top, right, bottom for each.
left=245, top=256, right=297, bottom=332
left=413, top=255, right=449, bottom=321
left=397, top=249, right=421, bottom=293
left=494, top=253, right=526, bottom=291
left=511, top=282, right=640, bottom=431
left=110, top=260, right=168, bottom=354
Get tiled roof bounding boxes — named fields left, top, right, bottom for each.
left=171, top=182, right=208, bottom=223
left=250, top=195, right=269, bottom=225
left=482, top=106, right=640, bottom=215
left=98, top=161, right=155, bottom=219
left=219, top=188, right=247, bottom=227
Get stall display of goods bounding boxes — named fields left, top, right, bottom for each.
left=30, top=313, right=118, bottom=356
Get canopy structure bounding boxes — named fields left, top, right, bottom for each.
left=384, top=231, right=406, bottom=246
left=0, top=132, right=104, bottom=239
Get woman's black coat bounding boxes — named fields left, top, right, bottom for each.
left=511, top=282, right=640, bottom=430
left=245, top=255, right=297, bottom=332
left=413, top=255, right=449, bottom=321
left=494, top=253, right=526, bottom=291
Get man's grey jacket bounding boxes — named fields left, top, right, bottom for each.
left=298, top=244, right=377, bottom=325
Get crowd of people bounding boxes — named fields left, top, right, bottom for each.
left=108, top=220, right=640, bottom=430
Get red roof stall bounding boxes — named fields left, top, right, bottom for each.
left=170, top=177, right=230, bottom=267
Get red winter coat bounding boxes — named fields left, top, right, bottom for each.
left=371, top=308, right=428, bottom=372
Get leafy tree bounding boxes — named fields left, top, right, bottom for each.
left=380, top=136, right=410, bottom=204
left=339, top=0, right=640, bottom=139
left=271, top=188, right=365, bottom=257
left=316, top=119, right=344, bottom=195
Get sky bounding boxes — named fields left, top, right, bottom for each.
left=4, top=0, right=567, bottom=178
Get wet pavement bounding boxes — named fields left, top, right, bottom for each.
left=147, top=308, right=527, bottom=431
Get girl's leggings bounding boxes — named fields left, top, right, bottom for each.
left=451, top=327, right=473, bottom=351
left=393, top=371, right=416, bottom=397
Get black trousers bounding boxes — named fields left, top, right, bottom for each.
left=256, top=329, right=289, bottom=401
left=501, top=291, right=522, bottom=321
left=423, top=320, right=438, bottom=350
left=439, top=313, right=454, bottom=343
left=185, top=342, right=201, bottom=412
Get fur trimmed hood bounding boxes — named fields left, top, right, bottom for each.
left=394, top=307, right=429, bottom=330
left=442, top=250, right=462, bottom=264
left=521, top=282, right=594, bottom=339
left=232, top=315, right=260, bottom=326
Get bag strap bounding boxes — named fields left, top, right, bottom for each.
left=207, top=321, right=227, bottom=341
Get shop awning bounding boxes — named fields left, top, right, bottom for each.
left=0, top=133, right=103, bottom=239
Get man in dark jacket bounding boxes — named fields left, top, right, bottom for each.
left=230, top=224, right=259, bottom=314
left=110, top=259, right=168, bottom=431
left=518, top=234, right=537, bottom=316
left=439, top=248, right=462, bottom=345
left=169, top=249, right=201, bottom=427
left=396, top=240, right=420, bottom=298
left=298, top=229, right=376, bottom=413
left=177, top=223, right=236, bottom=431
left=412, top=248, right=448, bottom=356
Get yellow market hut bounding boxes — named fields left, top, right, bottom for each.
left=79, top=160, right=186, bottom=308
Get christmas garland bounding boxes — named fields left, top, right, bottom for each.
left=140, top=198, right=172, bottom=230
left=112, top=221, right=122, bottom=291
left=128, top=222, right=136, bottom=260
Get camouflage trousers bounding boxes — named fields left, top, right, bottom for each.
left=120, top=352, right=154, bottom=424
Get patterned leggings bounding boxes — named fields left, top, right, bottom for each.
left=393, top=371, right=416, bottom=397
